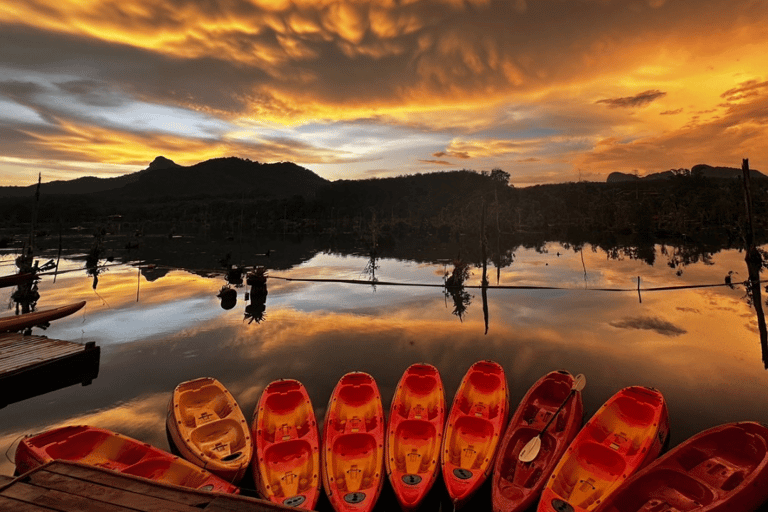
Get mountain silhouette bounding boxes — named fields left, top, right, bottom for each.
left=0, top=156, right=329, bottom=198
left=607, top=164, right=766, bottom=183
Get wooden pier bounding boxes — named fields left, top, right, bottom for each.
left=0, top=333, right=100, bottom=408
left=0, top=460, right=290, bottom=511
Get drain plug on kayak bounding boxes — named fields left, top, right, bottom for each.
left=551, top=499, right=575, bottom=512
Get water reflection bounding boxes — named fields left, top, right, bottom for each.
left=4, top=235, right=768, bottom=510
left=244, top=268, right=268, bottom=324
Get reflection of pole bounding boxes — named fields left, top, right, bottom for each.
left=481, top=200, right=489, bottom=334
left=742, top=158, right=768, bottom=368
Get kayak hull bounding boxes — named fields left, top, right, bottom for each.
left=594, top=421, right=768, bottom=512
left=0, top=301, right=85, bottom=333
left=538, top=385, right=670, bottom=512
left=442, top=360, right=509, bottom=508
left=252, top=379, right=321, bottom=510
left=386, top=363, right=446, bottom=511
left=166, top=377, right=252, bottom=483
left=322, top=372, right=385, bottom=512
left=15, top=425, right=238, bottom=494
left=492, top=370, right=584, bottom=512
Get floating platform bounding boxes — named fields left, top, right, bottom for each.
left=0, top=460, right=291, bottom=511
left=0, top=333, right=100, bottom=408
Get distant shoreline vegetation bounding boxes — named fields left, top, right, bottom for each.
left=0, top=157, right=766, bottom=251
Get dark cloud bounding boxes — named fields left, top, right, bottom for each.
left=419, top=159, right=453, bottom=165
left=721, top=79, right=768, bottom=102
left=660, top=108, right=683, bottom=115
left=596, top=90, right=667, bottom=109
left=609, top=316, right=687, bottom=336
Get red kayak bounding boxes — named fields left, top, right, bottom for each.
left=492, top=370, right=584, bottom=512
left=594, top=421, right=768, bottom=512
left=322, top=372, right=385, bottom=512
left=0, top=272, right=36, bottom=289
left=442, top=360, right=509, bottom=508
left=0, top=301, right=85, bottom=333
left=538, top=386, right=670, bottom=512
left=15, top=425, right=239, bottom=494
left=252, top=379, right=321, bottom=510
left=386, top=363, right=446, bottom=511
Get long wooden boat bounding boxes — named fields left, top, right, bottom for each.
left=492, top=370, right=584, bottom=512
left=593, top=421, right=768, bottom=512
left=442, top=360, right=509, bottom=508
left=14, top=425, right=239, bottom=494
left=538, top=386, right=670, bottom=512
left=0, top=300, right=85, bottom=333
left=322, top=372, right=385, bottom=512
left=386, top=363, right=446, bottom=511
left=0, top=272, right=36, bottom=289
left=166, top=377, right=252, bottom=483
left=252, top=379, right=321, bottom=510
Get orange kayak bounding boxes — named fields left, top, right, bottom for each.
left=0, top=300, right=85, bottom=333
left=594, top=421, right=768, bottom=512
left=442, top=360, right=509, bottom=508
left=538, top=386, right=670, bottom=512
left=166, top=377, right=252, bottom=483
left=492, top=370, right=584, bottom=512
left=386, top=363, right=446, bottom=511
left=252, top=379, right=321, bottom=510
left=14, top=425, right=239, bottom=494
left=322, top=372, right=385, bottom=512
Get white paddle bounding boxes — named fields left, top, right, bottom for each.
left=518, top=373, right=586, bottom=463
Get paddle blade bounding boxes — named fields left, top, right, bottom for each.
left=573, top=373, right=586, bottom=392
left=518, top=435, right=541, bottom=463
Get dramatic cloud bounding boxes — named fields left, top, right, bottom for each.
left=596, top=90, right=668, bottom=109
left=0, top=0, right=767, bottom=185
left=609, top=316, right=687, bottom=337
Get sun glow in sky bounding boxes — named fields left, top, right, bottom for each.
left=1, top=0, right=767, bottom=186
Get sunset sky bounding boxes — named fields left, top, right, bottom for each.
left=1, top=0, right=767, bottom=187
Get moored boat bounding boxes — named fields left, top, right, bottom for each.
left=0, top=300, right=85, bottom=333
left=252, top=379, right=321, bottom=509
left=492, top=370, right=584, bottom=512
left=386, top=363, right=446, bottom=511
left=0, top=272, right=36, bottom=289
left=593, top=421, right=768, bottom=512
left=166, top=377, right=252, bottom=483
left=322, top=372, right=385, bottom=512
left=442, top=360, right=509, bottom=508
left=538, top=385, right=670, bottom=512
left=14, top=425, right=239, bottom=494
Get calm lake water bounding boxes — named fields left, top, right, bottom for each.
left=2, top=233, right=768, bottom=510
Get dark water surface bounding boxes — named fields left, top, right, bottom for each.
left=2, top=234, right=767, bottom=510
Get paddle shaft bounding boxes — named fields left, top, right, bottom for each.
left=538, top=388, right=575, bottom=436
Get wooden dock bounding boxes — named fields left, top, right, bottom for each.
left=0, top=460, right=290, bottom=511
left=0, top=334, right=100, bottom=408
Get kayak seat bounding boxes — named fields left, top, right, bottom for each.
left=192, top=418, right=248, bottom=461
left=614, top=396, right=655, bottom=426
left=688, top=456, right=746, bottom=491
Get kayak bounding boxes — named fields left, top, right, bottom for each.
left=386, top=363, right=446, bottom=511
left=442, top=360, right=509, bottom=508
left=166, top=377, right=252, bottom=483
left=14, top=425, right=239, bottom=494
left=492, top=370, right=584, bottom=512
left=0, top=272, right=36, bottom=289
left=252, top=379, right=321, bottom=509
left=322, top=372, right=385, bottom=512
left=538, top=385, right=670, bottom=512
left=0, top=300, right=85, bottom=333
left=594, top=421, right=768, bottom=512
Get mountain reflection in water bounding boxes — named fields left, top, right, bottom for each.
left=1, top=233, right=768, bottom=510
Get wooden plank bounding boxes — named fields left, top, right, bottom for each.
left=202, top=495, right=295, bottom=512
left=25, top=470, right=208, bottom=512
left=0, top=479, right=134, bottom=512
left=0, top=476, right=12, bottom=486
left=0, top=495, right=58, bottom=511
